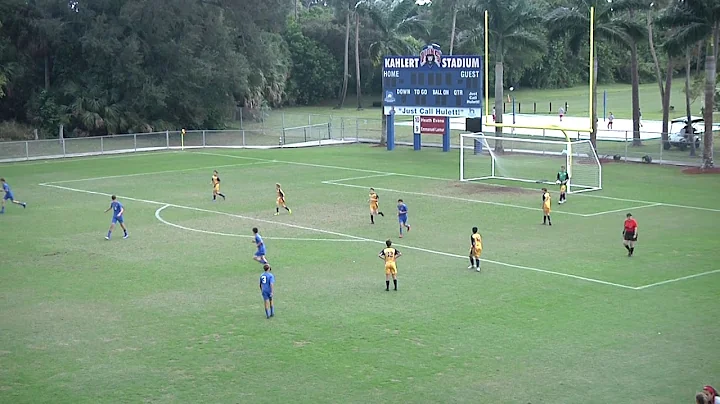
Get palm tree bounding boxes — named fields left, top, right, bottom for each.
left=354, top=2, right=364, bottom=110
left=366, top=0, right=426, bottom=65
left=626, top=8, right=649, bottom=146
left=365, top=0, right=426, bottom=145
left=443, top=0, right=471, bottom=55
left=647, top=0, right=674, bottom=146
left=334, top=0, right=353, bottom=109
left=547, top=0, right=647, bottom=149
left=659, top=0, right=720, bottom=168
left=466, top=0, right=545, bottom=152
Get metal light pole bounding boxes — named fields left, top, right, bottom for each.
left=510, top=87, right=516, bottom=124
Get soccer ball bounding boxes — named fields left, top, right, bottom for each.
left=555, top=180, right=561, bottom=185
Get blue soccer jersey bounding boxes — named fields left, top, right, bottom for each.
left=255, top=233, right=266, bottom=254
left=397, top=203, right=408, bottom=222
left=260, top=271, right=275, bottom=299
left=2, top=182, right=12, bottom=200
left=110, top=201, right=124, bottom=223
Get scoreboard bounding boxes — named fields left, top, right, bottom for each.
left=382, top=51, right=483, bottom=118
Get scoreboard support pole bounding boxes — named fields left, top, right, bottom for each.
left=386, top=111, right=396, bottom=151
left=442, top=118, right=451, bottom=152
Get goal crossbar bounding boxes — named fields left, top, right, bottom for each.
left=459, top=132, right=602, bottom=194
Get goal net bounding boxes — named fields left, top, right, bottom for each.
left=460, top=133, right=602, bottom=194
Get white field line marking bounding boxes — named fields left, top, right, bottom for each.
left=579, top=203, right=663, bottom=217
left=1, top=150, right=179, bottom=167
left=40, top=182, right=635, bottom=290
left=324, top=181, right=589, bottom=217
left=322, top=174, right=393, bottom=183
left=192, top=151, right=720, bottom=214
left=192, top=151, right=448, bottom=181
left=154, top=205, right=358, bottom=242
left=42, top=161, right=275, bottom=185
left=634, top=269, right=720, bottom=290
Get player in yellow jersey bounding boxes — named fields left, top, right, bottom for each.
left=379, top=239, right=401, bottom=291
left=368, top=187, right=384, bottom=224
left=468, top=226, right=483, bottom=272
left=275, top=183, right=292, bottom=215
left=542, top=187, right=552, bottom=226
left=211, top=170, right=226, bottom=201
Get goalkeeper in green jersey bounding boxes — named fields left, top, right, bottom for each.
left=555, top=166, right=570, bottom=204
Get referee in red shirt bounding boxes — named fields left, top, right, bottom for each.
left=623, top=213, right=638, bottom=257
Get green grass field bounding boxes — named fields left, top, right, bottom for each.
left=1, top=145, right=719, bottom=403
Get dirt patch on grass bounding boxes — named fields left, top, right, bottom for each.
left=682, top=167, right=720, bottom=174
left=450, top=181, right=534, bottom=195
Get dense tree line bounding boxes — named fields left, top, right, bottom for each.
left=0, top=0, right=718, bottom=165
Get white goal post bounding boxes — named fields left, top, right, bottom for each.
left=459, top=133, right=602, bottom=194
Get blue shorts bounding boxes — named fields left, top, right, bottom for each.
left=398, top=215, right=408, bottom=224
left=3, top=193, right=13, bottom=201
left=254, top=250, right=266, bottom=257
left=262, top=290, right=272, bottom=301
left=112, top=216, right=124, bottom=224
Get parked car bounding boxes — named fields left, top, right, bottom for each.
left=665, top=116, right=703, bottom=151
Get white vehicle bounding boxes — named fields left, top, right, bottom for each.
left=665, top=116, right=703, bottom=151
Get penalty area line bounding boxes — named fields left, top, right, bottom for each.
left=322, top=174, right=393, bottom=184
left=154, top=205, right=358, bottom=242
left=323, top=181, right=588, bottom=217
left=40, top=182, right=637, bottom=290
left=190, top=151, right=720, bottom=214
left=579, top=203, right=663, bottom=217
left=42, top=161, right=275, bottom=185
left=634, top=269, right=720, bottom=290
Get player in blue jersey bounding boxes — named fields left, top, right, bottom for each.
left=0, top=178, right=27, bottom=214
left=397, top=199, right=411, bottom=238
left=259, top=264, right=275, bottom=319
left=104, top=195, right=128, bottom=240
left=252, top=227, right=268, bottom=264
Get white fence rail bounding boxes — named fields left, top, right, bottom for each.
left=0, top=124, right=347, bottom=163
left=0, top=113, right=713, bottom=167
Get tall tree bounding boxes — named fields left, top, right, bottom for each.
left=626, top=7, right=650, bottom=146
left=354, top=2, right=363, bottom=109
left=685, top=47, right=696, bottom=156
left=469, top=0, right=546, bottom=152
left=547, top=0, right=645, bottom=149
left=647, top=1, right=674, bottom=146
left=366, top=0, right=426, bottom=65
left=335, top=0, right=352, bottom=109
left=660, top=0, right=720, bottom=168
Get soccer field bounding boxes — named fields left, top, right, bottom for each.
left=1, top=145, right=719, bottom=403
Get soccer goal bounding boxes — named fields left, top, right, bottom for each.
left=459, top=133, right=602, bottom=194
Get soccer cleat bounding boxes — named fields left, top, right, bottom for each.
left=274, top=212, right=279, bottom=216
left=406, top=225, right=411, bottom=232
left=22, top=203, right=26, bottom=208
left=123, top=234, right=129, bottom=239
left=468, top=265, right=475, bottom=269
left=399, top=234, right=403, bottom=238
left=288, top=209, right=292, bottom=215
left=105, top=236, right=110, bottom=240
left=476, top=267, right=481, bottom=272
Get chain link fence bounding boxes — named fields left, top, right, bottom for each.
left=1, top=110, right=715, bottom=166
